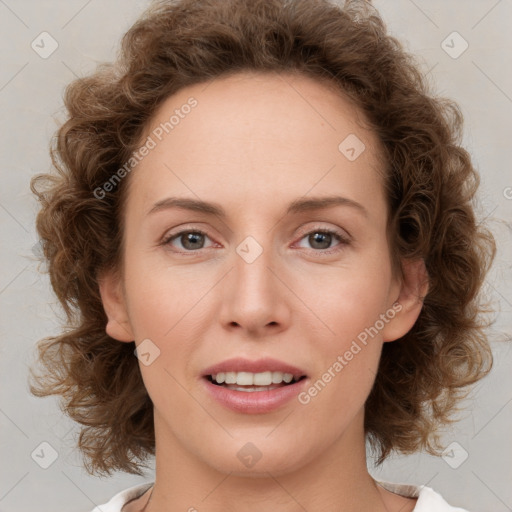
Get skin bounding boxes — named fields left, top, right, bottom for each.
left=99, top=70, right=428, bottom=512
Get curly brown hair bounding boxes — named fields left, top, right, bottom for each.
left=29, top=0, right=496, bottom=476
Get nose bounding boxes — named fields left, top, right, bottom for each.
left=218, top=236, right=291, bottom=337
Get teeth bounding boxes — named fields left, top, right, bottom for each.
left=222, top=385, right=281, bottom=392
left=211, top=371, right=298, bottom=386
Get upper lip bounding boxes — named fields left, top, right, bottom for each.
left=202, top=357, right=308, bottom=379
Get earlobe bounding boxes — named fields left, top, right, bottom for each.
left=382, top=258, right=429, bottom=342
left=97, top=269, right=134, bottom=342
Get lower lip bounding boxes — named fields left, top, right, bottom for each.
left=202, top=377, right=308, bottom=414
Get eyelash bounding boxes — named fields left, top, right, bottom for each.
left=160, top=226, right=351, bottom=256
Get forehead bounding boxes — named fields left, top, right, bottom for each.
left=125, top=70, right=386, bottom=219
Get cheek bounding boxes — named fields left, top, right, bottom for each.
left=292, top=252, right=392, bottom=413
left=299, top=343, right=382, bottom=439
left=297, top=276, right=387, bottom=425
left=122, top=258, right=216, bottom=395
left=122, top=251, right=211, bottom=338
left=125, top=267, right=201, bottom=410
left=294, top=259, right=393, bottom=347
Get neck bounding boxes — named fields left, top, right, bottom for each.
left=142, top=409, right=407, bottom=512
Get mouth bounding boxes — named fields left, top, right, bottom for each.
left=201, top=357, right=309, bottom=411
left=202, top=370, right=309, bottom=414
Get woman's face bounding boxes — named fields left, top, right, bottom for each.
left=100, top=71, right=424, bottom=476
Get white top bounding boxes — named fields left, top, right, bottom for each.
left=91, top=480, right=470, bottom=511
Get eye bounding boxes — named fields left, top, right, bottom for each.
left=162, top=229, right=215, bottom=252
left=295, top=228, right=350, bottom=254
left=161, top=226, right=350, bottom=255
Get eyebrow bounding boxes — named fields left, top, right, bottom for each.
left=147, top=195, right=368, bottom=218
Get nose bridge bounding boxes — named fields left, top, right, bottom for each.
left=232, top=232, right=276, bottom=297
left=220, top=229, right=288, bottom=331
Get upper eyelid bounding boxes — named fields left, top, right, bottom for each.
left=163, top=223, right=349, bottom=239
left=295, top=223, right=351, bottom=240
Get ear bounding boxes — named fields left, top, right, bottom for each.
left=97, top=268, right=134, bottom=342
left=382, top=258, right=429, bottom=342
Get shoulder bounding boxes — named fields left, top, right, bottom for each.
left=376, top=480, right=470, bottom=511
left=90, top=482, right=154, bottom=512
left=91, top=480, right=468, bottom=512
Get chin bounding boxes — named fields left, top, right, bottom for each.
left=198, top=435, right=316, bottom=478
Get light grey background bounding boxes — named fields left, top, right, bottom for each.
left=0, top=1, right=511, bottom=511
